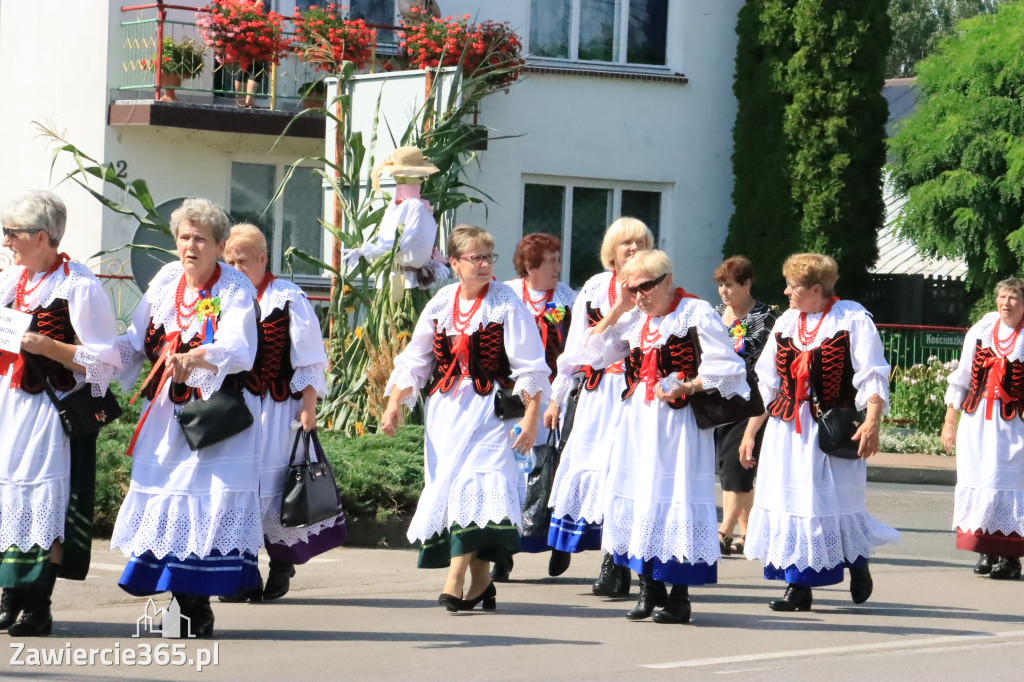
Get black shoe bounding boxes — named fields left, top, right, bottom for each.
left=262, top=561, right=295, bottom=601
left=8, top=563, right=57, bottom=637
left=438, top=593, right=462, bottom=611
left=652, top=585, right=691, bottom=624
left=989, top=556, right=1022, bottom=581
left=0, top=588, right=26, bottom=630
left=973, top=553, right=993, bottom=575
left=177, top=594, right=215, bottom=638
left=218, top=573, right=264, bottom=603
left=768, top=584, right=812, bottom=612
left=593, top=554, right=631, bottom=597
left=453, top=583, right=496, bottom=612
left=490, top=556, right=513, bottom=583
left=626, top=576, right=667, bottom=621
left=548, top=550, right=572, bottom=577
left=849, top=561, right=874, bottom=604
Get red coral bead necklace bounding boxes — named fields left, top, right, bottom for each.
left=521, top=279, right=553, bottom=314
left=608, top=271, right=618, bottom=308
left=797, top=298, right=837, bottom=346
left=992, top=318, right=1022, bottom=357
left=452, top=283, right=488, bottom=333
left=13, top=256, right=67, bottom=312
left=175, top=265, right=221, bottom=330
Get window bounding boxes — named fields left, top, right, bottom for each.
left=529, top=0, right=668, bottom=66
left=290, top=1, right=397, bottom=43
left=230, top=162, right=324, bottom=277
left=523, top=181, right=663, bottom=287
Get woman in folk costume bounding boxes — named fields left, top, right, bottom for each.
left=0, top=191, right=120, bottom=636
left=740, top=253, right=898, bottom=612
left=220, top=224, right=345, bottom=603
left=584, top=250, right=748, bottom=624
left=491, top=232, right=576, bottom=581
left=544, top=217, right=653, bottom=598
left=942, top=277, right=1024, bottom=581
left=111, top=199, right=261, bottom=638
left=342, top=146, right=448, bottom=299
left=381, top=225, right=550, bottom=612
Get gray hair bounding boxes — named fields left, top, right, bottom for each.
left=169, top=198, right=231, bottom=243
left=2, top=190, right=67, bottom=246
left=995, top=277, right=1024, bottom=299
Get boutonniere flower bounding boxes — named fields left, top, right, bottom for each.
left=196, top=297, right=221, bottom=321
left=729, top=319, right=748, bottom=353
left=543, top=304, right=566, bottom=325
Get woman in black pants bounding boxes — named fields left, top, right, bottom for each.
left=712, top=256, right=777, bottom=556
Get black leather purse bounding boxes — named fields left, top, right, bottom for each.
left=689, top=373, right=765, bottom=430
left=280, top=428, right=342, bottom=528
left=809, top=384, right=865, bottom=460
left=494, top=389, right=526, bottom=420
left=558, top=379, right=583, bottom=451
left=26, top=355, right=122, bottom=437
left=175, top=388, right=254, bottom=450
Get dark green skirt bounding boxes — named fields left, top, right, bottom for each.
left=0, top=545, right=50, bottom=587
left=418, top=519, right=520, bottom=569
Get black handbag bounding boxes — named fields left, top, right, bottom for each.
left=809, top=384, right=865, bottom=460
left=26, top=355, right=122, bottom=437
left=558, top=379, right=582, bottom=451
left=684, top=328, right=764, bottom=430
left=494, top=388, right=526, bottom=420
left=175, top=388, right=254, bottom=450
left=280, top=428, right=342, bottom=528
left=521, top=426, right=560, bottom=538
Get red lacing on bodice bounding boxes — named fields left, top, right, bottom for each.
left=621, top=332, right=699, bottom=409
left=245, top=304, right=299, bottom=401
left=961, top=341, right=1024, bottom=419
left=16, top=299, right=76, bottom=394
left=141, top=322, right=245, bottom=403
left=425, top=321, right=514, bottom=396
left=582, top=300, right=606, bottom=391
left=767, top=330, right=856, bottom=422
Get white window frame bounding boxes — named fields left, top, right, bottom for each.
left=528, top=0, right=670, bottom=67
left=521, top=175, right=671, bottom=283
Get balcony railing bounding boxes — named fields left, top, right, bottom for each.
left=119, top=2, right=401, bottom=110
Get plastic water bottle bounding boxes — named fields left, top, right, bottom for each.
left=660, top=375, right=684, bottom=392
left=511, top=425, right=537, bottom=473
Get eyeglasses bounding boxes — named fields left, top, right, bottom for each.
left=458, top=253, right=499, bottom=266
left=2, top=227, right=41, bottom=239
left=626, top=273, right=667, bottom=295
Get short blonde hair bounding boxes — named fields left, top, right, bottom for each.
left=600, top=217, right=654, bottom=271
left=447, top=224, right=494, bottom=259
left=226, top=223, right=268, bottom=255
left=170, top=198, right=231, bottom=243
left=783, top=253, right=839, bottom=297
left=619, top=249, right=673, bottom=283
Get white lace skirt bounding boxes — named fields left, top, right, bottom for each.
left=406, top=387, right=522, bottom=543
left=600, top=394, right=720, bottom=566
left=953, top=406, right=1024, bottom=536
left=745, top=406, right=899, bottom=572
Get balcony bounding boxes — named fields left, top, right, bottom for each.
left=112, top=2, right=400, bottom=138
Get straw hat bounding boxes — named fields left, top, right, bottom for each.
left=371, top=146, right=440, bottom=192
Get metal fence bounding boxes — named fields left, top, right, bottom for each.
left=877, top=324, right=968, bottom=370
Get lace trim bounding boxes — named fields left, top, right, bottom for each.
left=424, top=281, right=525, bottom=335
left=971, top=313, right=1024, bottom=359
left=115, top=337, right=146, bottom=393
left=745, top=507, right=900, bottom=571
left=771, top=300, right=871, bottom=345
left=260, top=495, right=345, bottom=546
left=513, top=372, right=550, bottom=405
left=856, top=372, right=890, bottom=413
left=551, top=373, right=575, bottom=406
left=408, top=471, right=522, bottom=542
left=72, top=347, right=117, bottom=396
left=0, top=261, right=97, bottom=312
left=622, top=298, right=712, bottom=349
left=384, top=366, right=420, bottom=409
left=953, top=486, right=1024, bottom=537
left=260, top=279, right=308, bottom=321
left=185, top=345, right=229, bottom=396
left=0, top=481, right=68, bottom=552
left=579, top=271, right=614, bottom=309
left=601, top=496, right=720, bottom=565
left=550, top=468, right=606, bottom=524
left=146, top=262, right=256, bottom=344
left=702, top=372, right=750, bottom=401
left=289, top=364, right=328, bottom=397
left=944, top=383, right=967, bottom=407
left=110, top=489, right=263, bottom=559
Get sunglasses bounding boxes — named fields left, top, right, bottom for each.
left=458, top=253, right=499, bottom=266
left=626, top=273, right=667, bottom=295
left=2, top=227, right=42, bottom=239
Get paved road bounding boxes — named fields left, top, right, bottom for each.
left=3, top=483, right=1022, bottom=680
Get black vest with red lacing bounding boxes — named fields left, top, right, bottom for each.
left=767, top=331, right=857, bottom=422
left=140, top=321, right=246, bottom=403
left=244, top=304, right=300, bottom=402
left=960, top=340, right=1024, bottom=418
left=424, top=321, right=514, bottom=395
left=621, top=330, right=700, bottom=409
left=538, top=307, right=572, bottom=380
left=581, top=301, right=607, bottom=391
left=16, top=298, right=77, bottom=394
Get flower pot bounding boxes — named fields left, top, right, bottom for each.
left=160, top=73, right=181, bottom=101
left=302, top=95, right=326, bottom=110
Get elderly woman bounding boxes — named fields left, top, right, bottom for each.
left=584, top=250, right=748, bottom=624
left=942, top=278, right=1024, bottom=580
left=221, top=224, right=345, bottom=602
left=0, top=191, right=120, bottom=636
left=545, top=217, right=653, bottom=597
left=712, top=256, right=778, bottom=557
left=110, top=199, right=260, bottom=637
left=740, top=253, right=898, bottom=611
left=381, top=225, right=549, bottom=612
left=493, top=232, right=576, bottom=581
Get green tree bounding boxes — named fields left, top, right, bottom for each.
left=888, top=2, right=1024, bottom=293
left=887, top=0, right=1005, bottom=78
left=727, top=0, right=891, bottom=302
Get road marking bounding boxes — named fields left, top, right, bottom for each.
left=86, top=563, right=127, bottom=573
left=640, top=630, right=1024, bottom=669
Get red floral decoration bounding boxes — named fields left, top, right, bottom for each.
left=475, top=20, right=525, bottom=89
left=292, top=4, right=377, bottom=72
left=196, top=0, right=291, bottom=72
